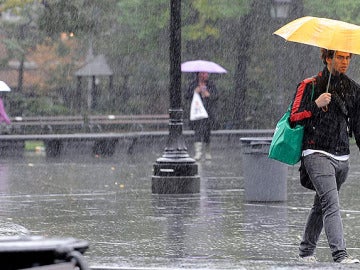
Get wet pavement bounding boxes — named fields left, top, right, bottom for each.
left=0, top=136, right=360, bottom=269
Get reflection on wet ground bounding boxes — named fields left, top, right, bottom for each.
left=0, top=139, right=360, bottom=269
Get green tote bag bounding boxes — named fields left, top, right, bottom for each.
left=268, top=78, right=314, bottom=165
left=268, top=108, right=304, bottom=165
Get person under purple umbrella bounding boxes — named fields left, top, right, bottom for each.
left=0, top=82, right=11, bottom=128
left=185, top=72, right=218, bottom=161
left=0, top=87, right=11, bottom=135
left=0, top=96, right=10, bottom=125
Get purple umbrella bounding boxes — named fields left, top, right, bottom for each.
left=181, top=60, right=227, bottom=73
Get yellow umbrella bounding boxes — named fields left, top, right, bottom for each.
left=274, top=16, right=360, bottom=55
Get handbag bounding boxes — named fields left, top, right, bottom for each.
left=190, top=92, right=208, bottom=121
left=299, top=158, right=315, bottom=190
left=268, top=106, right=304, bottom=165
left=268, top=79, right=315, bottom=165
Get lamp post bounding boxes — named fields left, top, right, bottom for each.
left=271, top=0, right=292, bottom=119
left=151, top=0, right=200, bottom=194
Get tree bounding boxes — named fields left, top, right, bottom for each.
left=0, top=0, right=45, bottom=93
left=38, top=0, right=93, bottom=37
left=304, top=0, right=360, bottom=24
left=38, top=0, right=120, bottom=113
left=1, top=0, right=360, bottom=125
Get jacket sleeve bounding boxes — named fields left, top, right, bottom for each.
left=207, top=82, right=219, bottom=101
left=289, top=78, right=318, bottom=125
left=184, top=82, right=196, bottom=100
left=350, top=87, right=360, bottom=150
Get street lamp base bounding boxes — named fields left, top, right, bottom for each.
left=152, top=175, right=200, bottom=194
left=152, top=160, right=200, bottom=194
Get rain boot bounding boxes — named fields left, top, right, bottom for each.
left=194, top=142, right=202, bottom=161
left=205, top=143, right=212, bottom=160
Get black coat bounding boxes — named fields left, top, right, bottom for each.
left=290, top=67, right=360, bottom=155
left=184, top=79, right=219, bottom=129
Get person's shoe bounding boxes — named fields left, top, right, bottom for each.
left=204, top=143, right=212, bottom=160
left=298, top=255, right=317, bottom=263
left=338, top=256, right=360, bottom=264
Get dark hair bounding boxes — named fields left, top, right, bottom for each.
left=320, top=48, right=335, bottom=65
left=321, top=48, right=352, bottom=65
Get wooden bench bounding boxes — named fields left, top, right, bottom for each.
left=9, top=115, right=84, bottom=134
left=88, top=114, right=169, bottom=132
left=8, top=114, right=169, bottom=134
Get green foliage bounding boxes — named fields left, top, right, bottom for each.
left=38, top=0, right=94, bottom=37
left=3, top=0, right=360, bottom=129
left=117, top=0, right=169, bottom=43
left=304, top=0, right=360, bottom=24
left=25, top=96, right=69, bottom=115
left=1, top=38, right=24, bottom=54
left=0, top=0, right=36, bottom=10
left=0, top=0, right=46, bottom=94
left=9, top=92, right=70, bottom=116
left=182, top=0, right=249, bottom=40
left=24, top=140, right=44, bottom=151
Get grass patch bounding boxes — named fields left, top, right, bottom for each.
left=25, top=140, right=45, bottom=151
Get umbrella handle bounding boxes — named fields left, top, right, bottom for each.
left=323, top=59, right=333, bottom=113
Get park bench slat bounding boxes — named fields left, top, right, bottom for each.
left=8, top=114, right=170, bottom=134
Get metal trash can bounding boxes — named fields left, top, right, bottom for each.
left=240, top=137, right=288, bottom=202
left=0, top=235, right=89, bottom=270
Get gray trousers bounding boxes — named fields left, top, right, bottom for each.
left=299, top=152, right=349, bottom=262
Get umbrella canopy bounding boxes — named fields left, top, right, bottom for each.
left=274, top=16, right=360, bottom=54
left=181, top=60, right=227, bottom=73
left=0, top=81, right=10, bottom=92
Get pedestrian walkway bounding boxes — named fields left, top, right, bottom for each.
left=1, top=138, right=360, bottom=269
left=89, top=142, right=360, bottom=269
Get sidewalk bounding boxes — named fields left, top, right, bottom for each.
left=1, top=136, right=359, bottom=269
left=86, top=142, right=360, bottom=269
